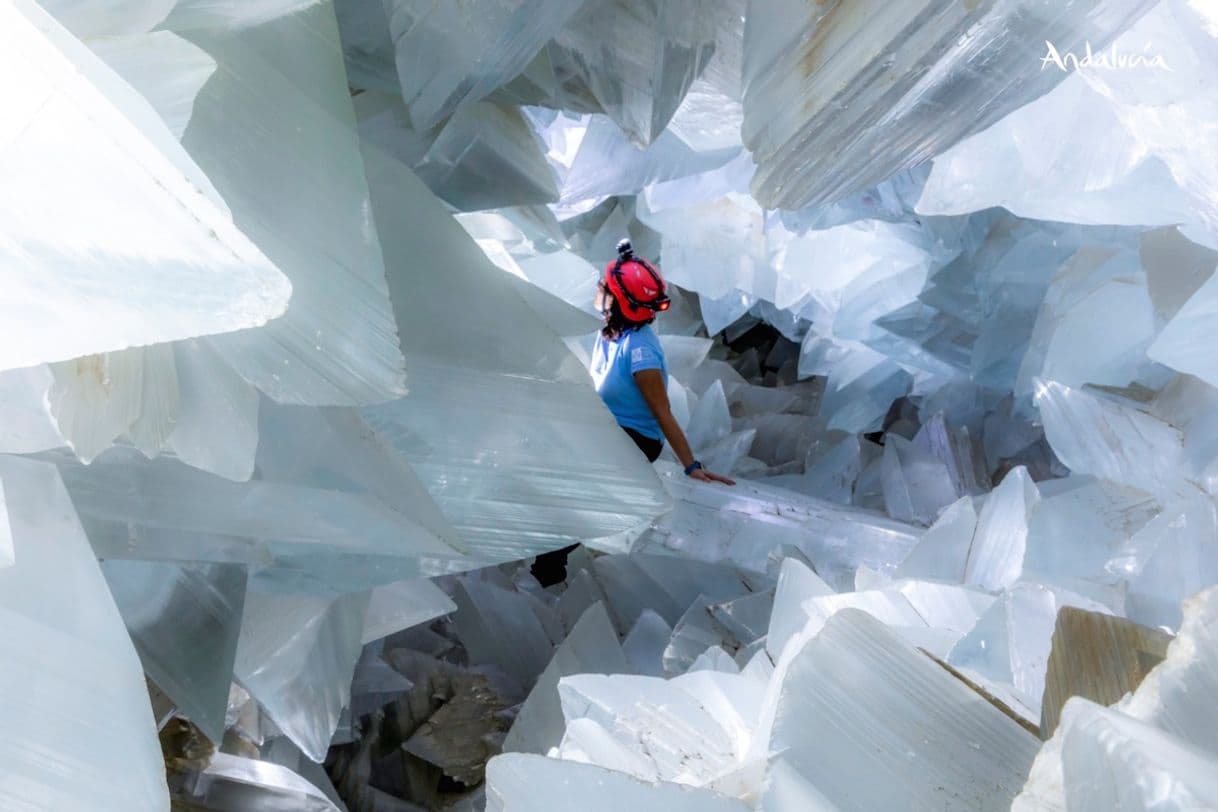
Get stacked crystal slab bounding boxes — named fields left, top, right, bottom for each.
left=742, top=0, right=1159, bottom=209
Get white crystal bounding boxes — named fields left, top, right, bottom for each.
left=640, top=466, right=919, bottom=589
left=41, top=0, right=176, bottom=37
left=880, top=434, right=959, bottom=526
left=549, top=0, right=719, bottom=146
left=765, top=557, right=834, bottom=661
left=0, top=367, right=62, bottom=454
left=1035, top=379, right=1189, bottom=498
left=963, top=466, right=1040, bottom=592
left=1113, top=494, right=1218, bottom=631
left=452, top=577, right=556, bottom=690
left=1, top=0, right=290, bottom=372
left=164, top=0, right=324, bottom=31
left=166, top=339, right=261, bottom=482
left=47, top=346, right=177, bottom=464
left=896, top=496, right=978, bottom=582
left=383, top=0, right=587, bottom=132
left=1059, top=699, right=1218, bottom=812
left=233, top=585, right=369, bottom=762
left=0, top=455, right=168, bottom=810
left=762, top=609, right=1040, bottom=811
left=174, top=4, right=407, bottom=405
left=414, top=101, right=559, bottom=211
left=179, top=751, right=344, bottom=812
left=505, top=602, right=630, bottom=755
left=742, top=0, right=1157, bottom=208
left=622, top=609, right=674, bottom=678
left=102, top=559, right=248, bottom=744
left=948, top=582, right=1111, bottom=714
left=88, top=30, right=217, bottom=140
left=1149, top=262, right=1218, bottom=389
left=486, top=753, right=750, bottom=812
left=362, top=578, right=455, bottom=645
left=360, top=143, right=670, bottom=561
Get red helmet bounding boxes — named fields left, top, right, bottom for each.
left=603, top=254, right=671, bottom=322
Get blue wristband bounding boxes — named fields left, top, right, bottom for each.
left=684, top=460, right=703, bottom=476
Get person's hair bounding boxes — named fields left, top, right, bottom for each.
left=600, top=295, right=652, bottom=340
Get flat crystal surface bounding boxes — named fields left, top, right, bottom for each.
left=1, top=0, right=290, bottom=372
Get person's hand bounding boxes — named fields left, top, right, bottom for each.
left=690, top=467, right=735, bottom=486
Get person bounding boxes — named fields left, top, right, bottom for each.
left=591, top=238, right=735, bottom=485
left=530, top=239, right=734, bottom=587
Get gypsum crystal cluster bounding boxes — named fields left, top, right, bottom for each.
left=1, top=0, right=1217, bottom=809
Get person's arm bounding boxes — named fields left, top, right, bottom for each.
left=633, top=369, right=735, bottom=485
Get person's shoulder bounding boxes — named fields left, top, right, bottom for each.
left=625, top=324, right=665, bottom=357
left=633, top=323, right=663, bottom=348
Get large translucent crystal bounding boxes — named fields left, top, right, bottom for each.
left=589, top=552, right=756, bottom=632
left=742, top=0, right=1157, bottom=209
left=1035, top=379, right=1189, bottom=499
left=622, top=610, right=673, bottom=677
left=762, top=609, right=1040, bottom=811
left=1149, top=262, right=1218, bottom=389
left=40, top=0, right=175, bottom=37
left=555, top=670, right=763, bottom=790
left=88, top=30, right=218, bottom=140
left=1014, top=586, right=1218, bottom=810
left=896, top=496, right=977, bottom=582
left=948, top=583, right=1111, bottom=715
left=0, top=367, right=62, bottom=454
left=1015, top=247, right=1156, bottom=401
left=58, top=441, right=464, bottom=594
left=413, top=101, right=560, bottom=211
left=916, top=1, right=1216, bottom=236
left=549, top=0, right=719, bottom=146
left=175, top=751, right=345, bottom=811
left=163, top=0, right=326, bottom=31
left=1022, top=475, right=1158, bottom=597
left=1, top=0, right=290, bottom=372
left=880, top=434, right=959, bottom=526
left=102, top=559, right=248, bottom=744
left=172, top=3, right=408, bottom=405
left=1060, top=699, right=1218, bottom=812
left=486, top=753, right=750, bottom=811
left=451, top=576, right=556, bottom=689
left=383, top=0, right=588, bottom=131
left=0, top=455, right=168, bottom=811
left=504, top=602, right=630, bottom=754
left=360, top=143, right=669, bottom=561
left=165, top=339, right=262, bottom=481
left=1112, top=494, right=1218, bottom=631
left=636, top=466, right=919, bottom=589
left=765, top=557, right=834, bottom=661
left=233, top=585, right=369, bottom=762
left=362, top=578, right=456, bottom=644
left=963, top=466, right=1040, bottom=592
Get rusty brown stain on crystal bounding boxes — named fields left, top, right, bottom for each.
left=1039, top=607, right=1172, bottom=739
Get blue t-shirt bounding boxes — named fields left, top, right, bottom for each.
left=591, top=324, right=668, bottom=440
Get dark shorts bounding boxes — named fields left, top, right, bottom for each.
left=622, top=426, right=664, bottom=462
left=530, top=425, right=664, bottom=586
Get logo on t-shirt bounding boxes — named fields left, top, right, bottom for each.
left=631, top=348, right=647, bottom=364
